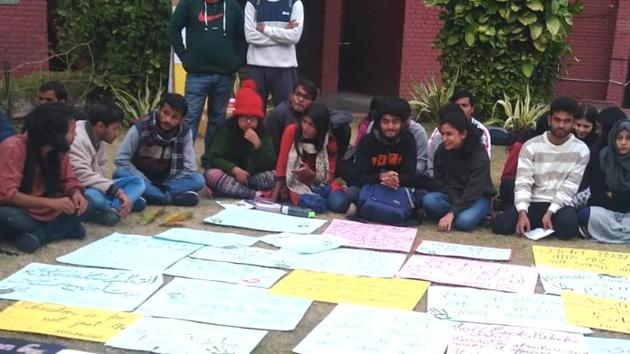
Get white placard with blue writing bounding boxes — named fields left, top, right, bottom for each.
left=204, top=208, right=327, bottom=234
left=154, top=227, right=258, bottom=247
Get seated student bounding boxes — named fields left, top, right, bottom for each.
left=114, top=93, right=204, bottom=206
left=354, top=96, right=384, bottom=148
left=37, top=81, right=67, bottom=104
left=342, top=97, right=422, bottom=220
left=69, top=103, right=146, bottom=226
left=491, top=97, right=590, bottom=239
left=574, top=104, right=598, bottom=147
left=271, top=103, right=341, bottom=213
left=0, top=109, right=16, bottom=143
left=423, top=108, right=496, bottom=232
left=578, top=119, right=630, bottom=243
left=0, top=103, right=90, bottom=253
left=497, top=112, right=549, bottom=210
left=205, top=80, right=275, bottom=199
left=264, top=78, right=353, bottom=160
left=427, top=89, right=491, bottom=175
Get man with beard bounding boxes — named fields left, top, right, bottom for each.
left=115, top=94, right=205, bottom=207
left=70, top=103, right=146, bottom=226
left=492, top=97, right=590, bottom=239
left=0, top=103, right=90, bottom=253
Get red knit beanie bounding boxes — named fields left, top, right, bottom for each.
left=233, top=79, right=264, bottom=119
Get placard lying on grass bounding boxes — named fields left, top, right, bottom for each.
left=585, top=337, right=630, bottom=354
left=538, top=266, right=630, bottom=301
left=259, top=232, right=345, bottom=253
left=322, top=219, right=417, bottom=253
left=562, top=291, right=630, bottom=334
left=204, top=207, right=327, bottom=234
left=154, top=227, right=258, bottom=247
left=417, top=240, right=512, bottom=261
left=533, top=245, right=630, bottom=277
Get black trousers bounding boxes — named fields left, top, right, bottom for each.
left=491, top=202, right=579, bottom=240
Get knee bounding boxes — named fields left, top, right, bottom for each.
left=204, top=169, right=223, bottom=188
left=454, top=214, right=479, bottom=232
left=327, top=190, right=349, bottom=213
left=422, top=192, right=442, bottom=210
left=190, top=173, right=206, bottom=191
left=491, top=209, right=517, bottom=235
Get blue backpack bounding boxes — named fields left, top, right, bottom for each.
left=357, top=184, right=414, bottom=226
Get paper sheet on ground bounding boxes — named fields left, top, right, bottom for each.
left=524, top=227, right=555, bottom=240
left=533, top=245, right=630, bottom=277
left=154, top=227, right=257, bottom=247
left=0, top=301, right=141, bottom=342
left=259, top=232, right=345, bottom=253
left=204, top=207, right=327, bottom=234
left=585, top=337, right=630, bottom=354
left=562, top=291, right=630, bottom=334
left=448, top=322, right=588, bottom=354
left=417, top=240, right=512, bottom=261
left=321, top=219, right=417, bottom=253
left=0, top=338, right=65, bottom=353
left=164, top=257, right=286, bottom=288
left=294, top=304, right=452, bottom=354
left=215, top=199, right=253, bottom=209
left=191, top=246, right=407, bottom=278
left=137, top=278, right=311, bottom=330
left=397, top=255, right=538, bottom=293
left=538, top=266, right=630, bottom=301
left=270, top=270, right=428, bottom=310
left=106, top=317, right=267, bottom=354
left=427, top=286, right=590, bottom=333
left=57, top=233, right=201, bottom=271
left=0, top=263, right=162, bottom=311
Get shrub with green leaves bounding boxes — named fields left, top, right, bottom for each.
left=424, top=0, right=582, bottom=120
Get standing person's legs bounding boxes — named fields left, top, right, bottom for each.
left=552, top=206, right=579, bottom=239
left=201, top=74, right=233, bottom=167
left=247, top=65, right=270, bottom=111
left=269, top=67, right=297, bottom=108
left=422, top=192, right=453, bottom=219
left=453, top=197, right=491, bottom=231
left=184, top=74, right=212, bottom=143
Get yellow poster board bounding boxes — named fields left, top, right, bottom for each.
left=532, top=245, right=630, bottom=277
left=270, top=270, right=429, bottom=310
left=562, top=291, right=630, bottom=334
left=0, top=301, right=142, bottom=342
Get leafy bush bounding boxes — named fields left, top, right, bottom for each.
left=409, top=72, right=458, bottom=124
left=51, top=1, right=171, bottom=95
left=110, top=77, right=164, bottom=127
left=486, top=85, right=548, bottom=132
left=424, top=0, right=582, bottom=120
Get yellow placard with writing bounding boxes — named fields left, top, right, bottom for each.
left=561, top=291, right=630, bottom=334
left=0, top=301, right=142, bottom=342
left=532, top=245, right=630, bottom=277
left=270, top=270, right=429, bottom=310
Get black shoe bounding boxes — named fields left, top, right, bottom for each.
left=13, top=233, right=41, bottom=253
left=67, top=223, right=87, bottom=240
left=90, top=208, right=120, bottom=226
left=412, top=208, right=425, bottom=225
left=172, top=191, right=200, bottom=207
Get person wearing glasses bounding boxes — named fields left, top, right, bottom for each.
left=205, top=80, right=276, bottom=199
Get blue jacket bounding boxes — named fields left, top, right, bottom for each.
left=0, top=110, right=16, bottom=143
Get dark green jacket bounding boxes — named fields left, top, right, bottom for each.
left=208, top=123, right=275, bottom=175
left=168, top=0, right=246, bottom=74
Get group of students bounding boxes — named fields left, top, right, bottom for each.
left=1, top=79, right=629, bottom=253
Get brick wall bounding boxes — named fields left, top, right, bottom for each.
left=319, top=0, right=342, bottom=94
left=606, top=0, right=629, bottom=105
left=398, top=0, right=441, bottom=98
left=0, top=0, right=49, bottom=78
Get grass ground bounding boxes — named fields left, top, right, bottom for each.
left=0, top=123, right=628, bottom=353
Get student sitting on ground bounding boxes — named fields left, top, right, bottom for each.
left=271, top=103, right=342, bottom=213
left=578, top=119, right=630, bottom=243
left=114, top=93, right=204, bottom=206
left=0, top=109, right=15, bottom=143
left=37, top=81, right=67, bottom=104
left=574, top=104, right=598, bottom=147
left=0, top=103, right=90, bottom=252
left=69, top=103, right=146, bottom=226
left=205, top=80, right=276, bottom=199
left=423, top=107, right=496, bottom=232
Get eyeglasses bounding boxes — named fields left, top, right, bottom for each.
left=237, top=116, right=257, bottom=123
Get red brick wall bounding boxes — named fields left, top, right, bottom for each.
left=319, top=0, right=342, bottom=94
left=398, top=0, right=441, bottom=98
left=0, top=0, right=49, bottom=78
left=554, top=0, right=618, bottom=101
left=606, top=0, right=630, bottom=105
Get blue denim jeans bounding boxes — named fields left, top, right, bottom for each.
left=114, top=167, right=205, bottom=205
left=84, top=175, right=146, bottom=213
left=423, top=192, right=491, bottom=231
left=0, top=206, right=87, bottom=247
left=184, top=73, right=232, bottom=161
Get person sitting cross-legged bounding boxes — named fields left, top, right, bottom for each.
left=114, top=93, right=204, bottom=206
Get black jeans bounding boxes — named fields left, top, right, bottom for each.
left=0, top=206, right=86, bottom=247
left=491, top=202, right=579, bottom=239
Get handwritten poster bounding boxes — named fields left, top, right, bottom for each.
left=0, top=338, right=65, bottom=354
left=447, top=322, right=588, bottom=354
left=0, top=301, right=141, bottom=342
left=0, top=263, right=162, bottom=311
left=137, top=278, right=311, bottom=331
left=427, top=286, right=590, bottom=334
left=532, top=245, right=630, bottom=277
left=57, top=233, right=201, bottom=271
left=191, top=246, right=407, bottom=278
left=294, top=304, right=453, bottom=354
left=538, top=266, right=630, bottom=301
left=106, top=317, right=267, bottom=354
left=397, top=255, right=538, bottom=293
left=259, top=232, right=345, bottom=253
left=204, top=208, right=327, bottom=234
left=585, top=337, right=630, bottom=354
left=154, top=227, right=258, bottom=247
left=164, top=257, right=286, bottom=288
left=417, top=240, right=512, bottom=261
left=270, top=270, right=429, bottom=310
left=562, top=291, right=630, bottom=334
left=322, top=219, right=417, bottom=253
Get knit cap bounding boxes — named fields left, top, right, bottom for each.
left=233, top=79, right=264, bottom=119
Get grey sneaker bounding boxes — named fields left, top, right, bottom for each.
left=345, top=203, right=358, bottom=218
left=172, top=191, right=200, bottom=207
left=578, top=225, right=591, bottom=239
